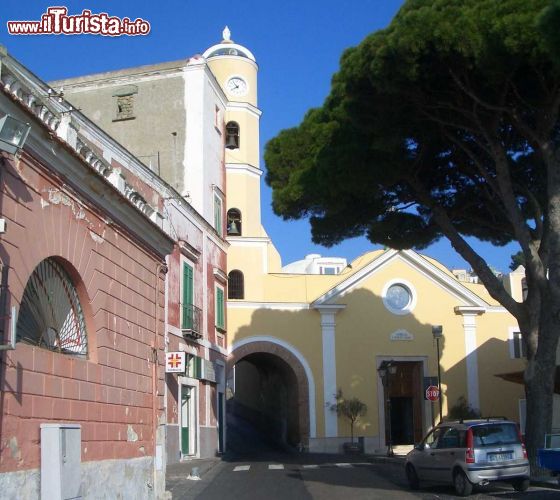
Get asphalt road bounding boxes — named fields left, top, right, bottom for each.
left=173, top=452, right=560, bottom=500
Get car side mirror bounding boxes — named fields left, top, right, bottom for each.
left=415, top=443, right=426, bottom=451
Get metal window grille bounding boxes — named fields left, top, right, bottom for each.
left=16, top=258, right=87, bottom=355
left=228, top=270, right=244, bottom=300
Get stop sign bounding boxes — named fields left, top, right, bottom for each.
left=425, top=385, right=440, bottom=401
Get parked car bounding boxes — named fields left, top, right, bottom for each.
left=405, top=418, right=530, bottom=496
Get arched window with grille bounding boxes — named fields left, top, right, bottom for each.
left=227, top=208, right=242, bottom=236
left=225, top=121, right=240, bottom=149
left=16, top=258, right=88, bottom=355
left=228, top=270, right=244, bottom=299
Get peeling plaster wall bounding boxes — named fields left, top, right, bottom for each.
left=0, top=457, right=153, bottom=499
left=0, top=149, right=166, bottom=486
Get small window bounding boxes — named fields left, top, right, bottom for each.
left=17, top=258, right=87, bottom=355
left=227, top=208, right=242, bottom=236
left=114, top=94, right=135, bottom=121
left=225, top=121, right=240, bottom=149
left=521, top=278, right=528, bottom=301
left=228, top=270, right=244, bottom=299
left=214, top=194, right=223, bottom=235
left=215, top=105, right=221, bottom=132
left=182, top=262, right=194, bottom=330
left=321, top=266, right=337, bottom=275
left=215, top=286, right=225, bottom=330
left=512, top=331, right=527, bottom=359
left=185, top=354, right=202, bottom=379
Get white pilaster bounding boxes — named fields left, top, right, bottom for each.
left=315, top=305, right=345, bottom=438
left=455, top=306, right=485, bottom=412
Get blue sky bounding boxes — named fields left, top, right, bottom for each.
left=1, top=1, right=519, bottom=272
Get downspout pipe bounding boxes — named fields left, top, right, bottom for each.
left=152, top=261, right=168, bottom=494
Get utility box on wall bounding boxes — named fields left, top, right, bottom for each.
left=41, top=423, right=82, bottom=499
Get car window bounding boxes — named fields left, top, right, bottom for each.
left=438, top=427, right=461, bottom=448
left=471, top=423, right=520, bottom=447
left=424, top=427, right=446, bottom=448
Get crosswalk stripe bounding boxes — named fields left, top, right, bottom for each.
left=233, top=465, right=251, bottom=472
left=268, top=464, right=284, bottom=470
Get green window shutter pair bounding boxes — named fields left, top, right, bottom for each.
left=182, top=263, right=193, bottom=329
left=216, top=287, right=224, bottom=329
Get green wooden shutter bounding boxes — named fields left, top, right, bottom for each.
left=182, top=263, right=193, bottom=329
left=214, top=195, right=222, bottom=234
left=216, top=287, right=224, bottom=329
left=195, top=356, right=202, bottom=379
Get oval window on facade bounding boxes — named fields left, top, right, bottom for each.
left=16, top=258, right=88, bottom=355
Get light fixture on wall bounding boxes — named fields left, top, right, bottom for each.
left=0, top=114, right=30, bottom=154
left=432, top=325, right=443, bottom=422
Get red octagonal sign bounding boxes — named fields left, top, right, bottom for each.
left=426, top=385, right=440, bottom=401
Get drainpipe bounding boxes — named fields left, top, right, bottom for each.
left=152, top=261, right=167, bottom=495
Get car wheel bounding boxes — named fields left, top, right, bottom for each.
left=453, top=470, right=473, bottom=497
left=512, top=478, right=530, bottom=492
left=406, top=464, right=420, bottom=490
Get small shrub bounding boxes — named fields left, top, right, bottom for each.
left=448, top=396, right=481, bottom=420
left=328, top=389, right=367, bottom=443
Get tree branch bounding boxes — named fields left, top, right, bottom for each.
left=407, top=175, right=525, bottom=320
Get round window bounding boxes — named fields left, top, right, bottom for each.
left=385, top=284, right=411, bottom=311
left=382, top=280, right=416, bottom=315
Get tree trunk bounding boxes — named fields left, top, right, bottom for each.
left=524, top=306, right=559, bottom=476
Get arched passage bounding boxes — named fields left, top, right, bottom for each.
left=227, top=339, right=313, bottom=450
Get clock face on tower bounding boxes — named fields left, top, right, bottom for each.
left=226, top=77, right=248, bottom=96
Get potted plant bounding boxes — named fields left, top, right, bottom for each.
left=329, top=389, right=367, bottom=454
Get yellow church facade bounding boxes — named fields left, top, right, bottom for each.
left=216, top=32, right=527, bottom=453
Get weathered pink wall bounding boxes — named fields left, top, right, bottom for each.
left=0, top=151, right=166, bottom=472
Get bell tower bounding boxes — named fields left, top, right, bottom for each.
left=204, top=28, right=281, bottom=299
left=204, top=28, right=263, bottom=238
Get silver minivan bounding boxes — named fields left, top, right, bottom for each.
left=405, top=418, right=530, bottom=496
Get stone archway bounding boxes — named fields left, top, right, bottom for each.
left=228, top=339, right=311, bottom=447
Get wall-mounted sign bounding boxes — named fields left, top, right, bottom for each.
left=389, top=329, right=414, bottom=341
left=166, top=351, right=186, bottom=373
left=201, top=359, right=217, bottom=383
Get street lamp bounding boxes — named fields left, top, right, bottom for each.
left=432, top=325, right=443, bottom=422
left=378, top=360, right=398, bottom=456
left=0, top=115, right=30, bottom=155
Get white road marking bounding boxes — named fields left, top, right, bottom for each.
left=268, top=464, right=284, bottom=470
left=335, top=463, right=352, bottom=467
left=233, top=465, right=251, bottom=472
left=302, top=464, right=319, bottom=469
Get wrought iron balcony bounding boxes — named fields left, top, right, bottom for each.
left=181, top=303, right=202, bottom=340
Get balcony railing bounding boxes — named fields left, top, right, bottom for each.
left=182, top=303, right=202, bottom=339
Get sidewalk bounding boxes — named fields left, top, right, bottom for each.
left=166, top=457, right=223, bottom=500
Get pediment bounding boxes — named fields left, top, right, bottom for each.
left=312, top=249, right=493, bottom=309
